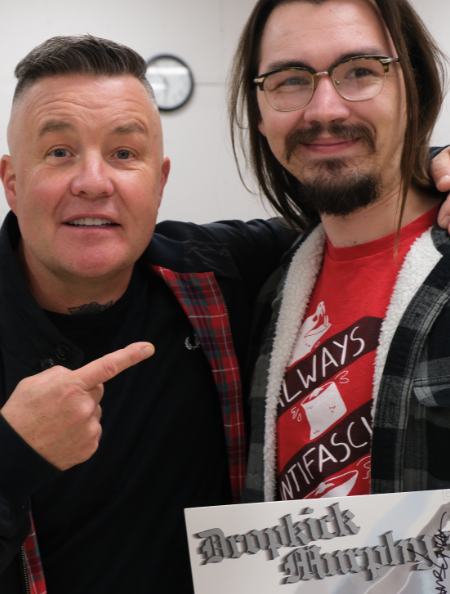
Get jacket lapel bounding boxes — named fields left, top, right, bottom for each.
left=262, top=225, right=326, bottom=501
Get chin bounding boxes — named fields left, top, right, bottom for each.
left=294, top=167, right=382, bottom=218
left=62, top=256, right=134, bottom=280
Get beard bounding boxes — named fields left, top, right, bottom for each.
left=284, top=123, right=382, bottom=217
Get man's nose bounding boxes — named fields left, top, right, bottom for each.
left=302, top=74, right=351, bottom=125
left=70, top=155, right=114, bottom=198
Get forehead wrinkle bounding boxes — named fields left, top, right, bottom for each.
left=7, top=74, right=163, bottom=159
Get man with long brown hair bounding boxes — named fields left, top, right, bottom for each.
left=229, top=0, right=450, bottom=503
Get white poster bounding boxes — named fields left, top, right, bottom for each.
left=185, top=490, right=450, bottom=593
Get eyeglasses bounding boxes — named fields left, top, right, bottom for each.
left=254, top=55, right=400, bottom=112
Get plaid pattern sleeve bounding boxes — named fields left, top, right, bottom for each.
left=243, top=269, right=287, bottom=503
left=23, top=509, right=47, bottom=593
left=371, top=227, right=450, bottom=494
left=152, top=266, right=246, bottom=503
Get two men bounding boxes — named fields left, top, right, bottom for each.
left=230, top=0, right=450, bottom=503
left=0, top=36, right=293, bottom=593
left=0, top=11, right=449, bottom=593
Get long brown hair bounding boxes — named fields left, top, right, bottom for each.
left=229, top=0, right=447, bottom=230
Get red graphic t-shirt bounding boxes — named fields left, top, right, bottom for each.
left=277, top=206, right=439, bottom=500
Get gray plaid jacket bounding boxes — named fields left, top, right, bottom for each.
left=244, top=219, right=450, bottom=502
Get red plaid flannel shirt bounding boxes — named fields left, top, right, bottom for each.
left=23, top=266, right=246, bottom=591
left=23, top=512, right=46, bottom=593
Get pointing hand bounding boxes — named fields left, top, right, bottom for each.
left=1, top=342, right=154, bottom=470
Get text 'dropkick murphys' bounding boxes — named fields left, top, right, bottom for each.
left=195, top=503, right=450, bottom=584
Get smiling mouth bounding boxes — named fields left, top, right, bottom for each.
left=66, top=218, right=118, bottom=227
left=306, top=138, right=356, bottom=146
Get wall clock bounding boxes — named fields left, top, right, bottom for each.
left=146, top=54, right=194, bottom=111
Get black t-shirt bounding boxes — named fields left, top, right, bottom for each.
left=32, top=262, right=231, bottom=593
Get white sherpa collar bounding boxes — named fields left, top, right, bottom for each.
left=372, top=228, right=442, bottom=411
left=263, top=224, right=326, bottom=501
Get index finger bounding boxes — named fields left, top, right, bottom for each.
left=73, top=342, right=154, bottom=391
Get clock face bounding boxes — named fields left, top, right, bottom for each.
left=146, top=55, right=194, bottom=111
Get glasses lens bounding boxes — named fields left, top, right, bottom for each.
left=333, top=58, right=386, bottom=101
left=264, top=69, right=313, bottom=111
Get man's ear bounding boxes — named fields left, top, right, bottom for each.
left=0, top=155, right=18, bottom=214
left=158, top=157, right=171, bottom=208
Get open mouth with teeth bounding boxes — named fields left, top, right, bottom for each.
left=66, top=218, right=118, bottom=227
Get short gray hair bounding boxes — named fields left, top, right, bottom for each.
left=13, top=34, right=154, bottom=103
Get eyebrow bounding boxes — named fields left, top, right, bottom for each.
left=39, top=121, right=73, bottom=137
left=263, top=47, right=389, bottom=73
left=112, top=123, right=147, bottom=136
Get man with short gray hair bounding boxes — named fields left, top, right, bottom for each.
left=0, top=35, right=295, bottom=593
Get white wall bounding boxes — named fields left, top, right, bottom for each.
left=410, top=0, right=450, bottom=149
left=0, top=0, right=449, bottom=226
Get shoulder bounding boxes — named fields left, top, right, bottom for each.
left=154, top=218, right=295, bottom=249
left=152, top=218, right=298, bottom=279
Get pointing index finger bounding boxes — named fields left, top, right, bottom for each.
left=74, top=342, right=154, bottom=391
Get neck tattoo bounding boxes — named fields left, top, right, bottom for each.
left=68, top=301, right=114, bottom=315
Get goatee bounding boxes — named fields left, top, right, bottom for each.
left=297, top=162, right=382, bottom=217
left=285, top=123, right=381, bottom=216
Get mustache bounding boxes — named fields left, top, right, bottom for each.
left=285, top=123, right=376, bottom=163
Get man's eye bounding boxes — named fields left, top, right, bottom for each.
left=347, top=68, right=373, bottom=79
left=280, top=77, right=308, bottom=87
left=50, top=148, right=69, bottom=158
left=116, top=150, right=133, bottom=160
